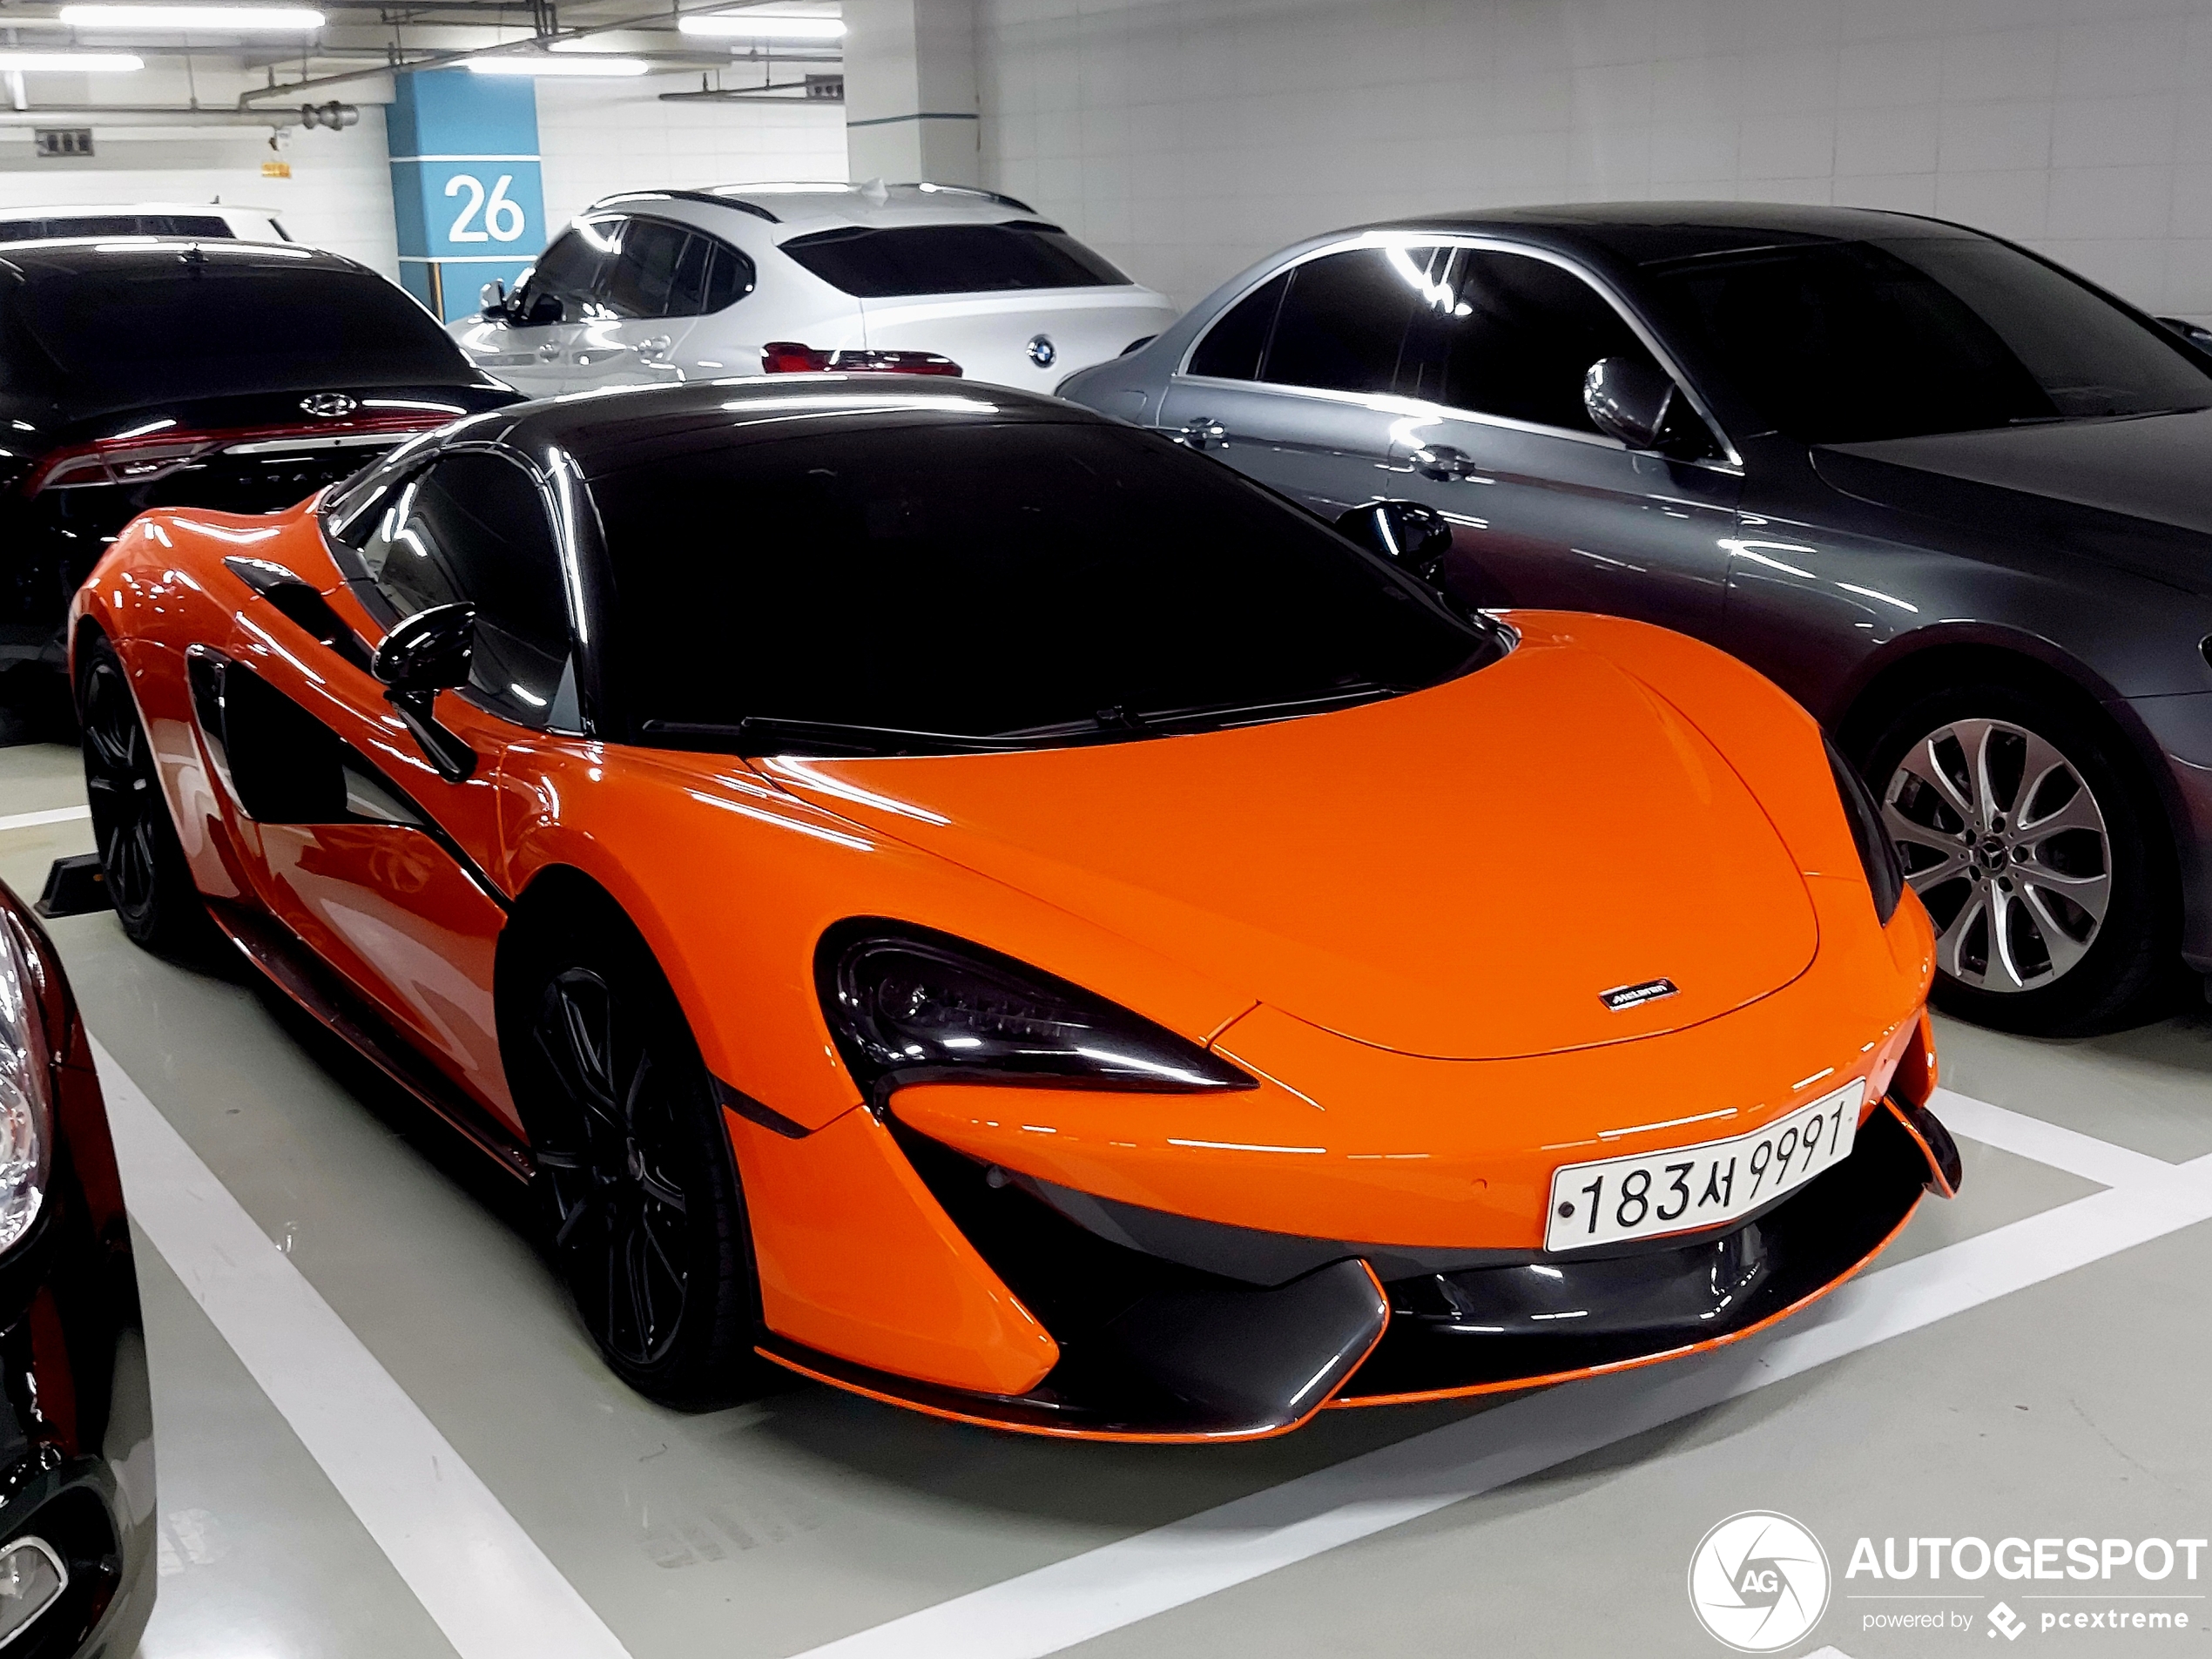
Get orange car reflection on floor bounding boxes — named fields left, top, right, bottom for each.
left=71, top=379, right=1956, bottom=1440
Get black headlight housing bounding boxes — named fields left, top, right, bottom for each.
left=816, top=920, right=1256, bottom=1102
left=1825, top=736, right=1905, bottom=925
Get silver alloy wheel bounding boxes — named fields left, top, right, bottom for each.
left=1881, top=717, right=2112, bottom=994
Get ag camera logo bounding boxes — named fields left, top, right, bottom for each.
left=1689, top=1511, right=1831, bottom=1652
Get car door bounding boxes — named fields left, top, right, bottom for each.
left=453, top=224, right=604, bottom=396
left=1154, top=243, right=1447, bottom=513
left=212, top=450, right=578, bottom=1134
left=1384, top=246, right=1737, bottom=640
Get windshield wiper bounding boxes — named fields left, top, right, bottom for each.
left=639, top=717, right=1022, bottom=757
left=988, top=682, right=1413, bottom=743
left=644, top=681, right=1431, bottom=759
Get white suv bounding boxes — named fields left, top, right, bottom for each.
left=448, top=181, right=1177, bottom=398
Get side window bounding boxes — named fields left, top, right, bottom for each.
left=597, top=217, right=694, bottom=319
left=510, top=226, right=608, bottom=327
left=1187, top=270, right=1289, bottom=381
left=1414, top=250, right=1660, bottom=434
left=351, top=452, right=575, bottom=728
left=1257, top=246, right=1440, bottom=395
left=701, top=240, right=758, bottom=313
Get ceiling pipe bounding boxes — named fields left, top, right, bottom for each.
left=0, top=101, right=307, bottom=124
left=235, top=0, right=836, bottom=104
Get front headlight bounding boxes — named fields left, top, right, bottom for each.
left=0, top=917, right=52, bottom=1254
left=1825, top=736, right=1905, bottom=926
left=817, top=921, right=1255, bottom=1099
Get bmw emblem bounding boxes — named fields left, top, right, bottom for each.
left=299, top=393, right=359, bottom=419
left=1027, top=334, right=1056, bottom=369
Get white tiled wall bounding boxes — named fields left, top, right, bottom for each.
left=974, top=0, right=2212, bottom=320
left=536, top=78, right=848, bottom=232
left=0, top=66, right=400, bottom=279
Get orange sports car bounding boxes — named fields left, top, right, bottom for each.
left=71, top=378, right=1958, bottom=1441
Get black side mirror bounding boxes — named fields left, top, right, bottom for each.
left=523, top=292, right=564, bottom=327
left=479, top=278, right=508, bottom=320
left=1582, top=355, right=1684, bottom=450
left=1334, top=499, right=1455, bottom=583
left=372, top=604, right=476, bottom=781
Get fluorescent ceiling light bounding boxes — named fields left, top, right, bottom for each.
left=58, top=4, right=326, bottom=28
left=468, top=54, right=649, bottom=75
left=0, top=48, right=144, bottom=68
left=677, top=13, right=846, bottom=39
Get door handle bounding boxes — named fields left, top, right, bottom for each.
left=535, top=341, right=561, bottom=361
left=636, top=334, right=672, bottom=362
left=1410, top=442, right=1474, bottom=482
left=1177, top=418, right=1229, bottom=451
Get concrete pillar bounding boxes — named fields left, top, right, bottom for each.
left=388, top=69, right=546, bottom=321
left=840, top=0, right=978, bottom=186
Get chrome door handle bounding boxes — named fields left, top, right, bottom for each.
left=637, top=335, right=671, bottom=362
left=534, top=341, right=561, bottom=361
left=1411, top=442, right=1474, bottom=481
left=1177, top=418, right=1228, bottom=450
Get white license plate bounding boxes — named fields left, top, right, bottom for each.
left=1544, top=1080, right=1866, bottom=1251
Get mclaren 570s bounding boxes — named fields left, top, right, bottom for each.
left=70, top=376, right=1958, bottom=1441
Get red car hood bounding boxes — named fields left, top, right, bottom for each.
left=761, top=634, right=1818, bottom=1061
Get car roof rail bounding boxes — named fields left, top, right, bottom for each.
left=591, top=188, right=780, bottom=223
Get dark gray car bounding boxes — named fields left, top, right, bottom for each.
left=1061, top=203, right=2212, bottom=1034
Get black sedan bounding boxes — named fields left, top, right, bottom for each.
left=0, top=880, right=154, bottom=1654
left=0, top=239, right=519, bottom=699
left=1063, top=203, right=2212, bottom=1033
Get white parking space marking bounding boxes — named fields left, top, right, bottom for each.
left=794, top=1129, right=2212, bottom=1659
left=0, top=805, right=90, bottom=833
left=1930, top=1086, right=2174, bottom=1189
left=91, top=1038, right=635, bottom=1659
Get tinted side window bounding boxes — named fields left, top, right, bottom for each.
left=701, top=241, right=756, bottom=312
left=1258, top=247, right=1433, bottom=396
left=352, top=452, right=572, bottom=726
left=1413, top=250, right=1656, bottom=433
left=512, top=226, right=607, bottom=325
left=1188, top=271, right=1289, bottom=381
left=597, top=218, right=693, bottom=319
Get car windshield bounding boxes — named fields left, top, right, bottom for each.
left=779, top=220, right=1130, bottom=297
left=1652, top=233, right=2212, bottom=443
left=9, top=256, right=469, bottom=406
left=588, top=418, right=1495, bottom=754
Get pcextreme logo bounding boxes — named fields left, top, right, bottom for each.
left=1688, top=1511, right=1832, bottom=1652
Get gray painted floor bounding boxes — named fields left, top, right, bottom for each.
left=2, top=738, right=2207, bottom=1659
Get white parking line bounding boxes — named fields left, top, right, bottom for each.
left=792, top=1123, right=2212, bottom=1659
left=91, top=1038, right=635, bottom=1659
left=0, top=805, right=89, bottom=834
left=1931, top=1086, right=2173, bottom=1189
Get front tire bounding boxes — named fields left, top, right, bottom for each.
left=1863, top=679, right=2174, bottom=1035
left=504, top=902, right=765, bottom=1406
left=77, top=636, right=213, bottom=955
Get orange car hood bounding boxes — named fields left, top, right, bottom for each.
left=764, top=636, right=1818, bottom=1061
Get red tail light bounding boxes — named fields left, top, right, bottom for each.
left=760, top=341, right=963, bottom=377
left=21, top=410, right=457, bottom=498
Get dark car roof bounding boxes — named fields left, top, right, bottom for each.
left=0, top=236, right=371, bottom=285
left=490, top=374, right=1110, bottom=475
left=1352, top=200, right=1985, bottom=266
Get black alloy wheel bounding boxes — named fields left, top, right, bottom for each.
left=510, top=902, right=763, bottom=1405
left=78, top=636, right=211, bottom=953
left=1863, top=678, right=2175, bottom=1035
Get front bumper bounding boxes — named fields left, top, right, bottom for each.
left=757, top=1096, right=1957, bottom=1441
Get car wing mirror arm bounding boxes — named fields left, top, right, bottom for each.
left=369, top=603, right=479, bottom=783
